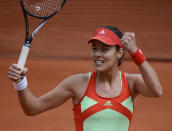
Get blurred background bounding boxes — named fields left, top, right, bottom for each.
left=0, top=0, right=172, bottom=131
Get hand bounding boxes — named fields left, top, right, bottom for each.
left=121, top=32, right=138, bottom=54
left=8, top=64, right=28, bottom=83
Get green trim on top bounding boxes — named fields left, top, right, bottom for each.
left=121, top=96, right=133, bottom=113
left=81, top=96, right=98, bottom=112
left=88, top=72, right=92, bottom=81
left=83, top=109, right=129, bottom=131
left=119, top=71, right=122, bottom=92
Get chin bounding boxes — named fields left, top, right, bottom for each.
left=95, top=68, right=104, bottom=72
left=94, top=64, right=117, bottom=73
left=94, top=65, right=107, bottom=72
left=93, top=62, right=115, bottom=72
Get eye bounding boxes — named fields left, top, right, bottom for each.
left=102, top=48, right=109, bottom=52
left=92, top=47, right=97, bottom=51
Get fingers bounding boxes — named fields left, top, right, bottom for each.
left=8, top=74, right=22, bottom=81
left=12, top=64, right=21, bottom=71
left=122, top=32, right=135, bottom=40
left=123, top=32, right=135, bottom=36
left=10, top=64, right=21, bottom=75
left=121, top=32, right=136, bottom=45
left=8, top=64, right=28, bottom=82
left=121, top=32, right=138, bottom=53
left=21, top=68, right=28, bottom=75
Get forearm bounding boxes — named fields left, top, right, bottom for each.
left=138, top=61, right=162, bottom=97
left=121, top=32, right=162, bottom=97
left=9, top=64, right=74, bottom=116
left=8, top=64, right=46, bottom=115
left=17, top=88, right=41, bottom=116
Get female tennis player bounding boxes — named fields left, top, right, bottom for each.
left=8, top=26, right=162, bottom=131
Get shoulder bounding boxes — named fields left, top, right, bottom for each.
left=125, top=72, right=141, bottom=81
left=62, top=73, right=91, bottom=102
left=64, top=73, right=90, bottom=84
left=61, top=72, right=91, bottom=91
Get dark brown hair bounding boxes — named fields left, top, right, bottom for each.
left=104, top=26, right=124, bottom=67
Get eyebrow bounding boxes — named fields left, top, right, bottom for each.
left=102, top=45, right=111, bottom=47
left=91, top=43, right=111, bottom=47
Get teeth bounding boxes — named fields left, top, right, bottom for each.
left=95, top=60, right=103, bottom=64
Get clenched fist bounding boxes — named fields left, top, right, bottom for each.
left=8, top=64, right=28, bottom=83
left=121, top=32, right=138, bottom=54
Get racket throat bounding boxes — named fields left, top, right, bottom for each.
left=32, top=20, right=47, bottom=37
left=24, top=36, right=32, bottom=48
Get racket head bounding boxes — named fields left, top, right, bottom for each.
left=20, top=0, right=67, bottom=19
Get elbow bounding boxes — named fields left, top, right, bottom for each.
left=24, top=111, right=37, bottom=116
left=22, top=101, right=43, bottom=116
left=153, top=92, right=162, bottom=97
left=25, top=113, right=34, bottom=116
left=152, top=85, right=163, bottom=97
left=23, top=109, right=40, bottom=116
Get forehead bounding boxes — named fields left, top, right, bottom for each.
left=91, top=40, right=111, bottom=47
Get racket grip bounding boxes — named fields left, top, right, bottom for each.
left=17, top=45, right=30, bottom=69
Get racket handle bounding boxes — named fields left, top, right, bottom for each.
left=17, top=45, right=30, bottom=69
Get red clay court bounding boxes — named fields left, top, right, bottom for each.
left=0, top=0, right=172, bottom=131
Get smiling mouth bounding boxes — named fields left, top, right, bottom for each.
left=95, top=60, right=104, bottom=65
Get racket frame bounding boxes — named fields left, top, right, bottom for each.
left=18, top=0, right=67, bottom=69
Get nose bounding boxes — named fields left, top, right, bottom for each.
left=94, top=49, right=102, bottom=57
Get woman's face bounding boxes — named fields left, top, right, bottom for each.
left=90, top=40, right=119, bottom=72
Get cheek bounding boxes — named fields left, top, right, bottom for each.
left=90, top=51, right=94, bottom=58
left=104, top=51, right=117, bottom=61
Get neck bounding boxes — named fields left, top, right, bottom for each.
left=96, top=67, right=120, bottom=85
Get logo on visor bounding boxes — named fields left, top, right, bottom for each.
left=99, top=30, right=105, bottom=34
left=139, top=49, right=143, bottom=54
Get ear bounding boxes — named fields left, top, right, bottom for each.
left=117, top=48, right=124, bottom=59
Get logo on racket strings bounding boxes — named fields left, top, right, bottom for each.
left=35, top=6, right=41, bottom=11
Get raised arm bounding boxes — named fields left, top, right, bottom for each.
left=121, top=32, right=163, bottom=98
left=8, top=64, right=75, bottom=116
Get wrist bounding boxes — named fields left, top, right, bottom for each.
left=13, top=76, right=27, bottom=91
left=128, top=46, right=138, bottom=54
left=130, top=48, right=146, bottom=65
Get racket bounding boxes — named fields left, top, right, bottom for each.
left=18, top=0, right=67, bottom=69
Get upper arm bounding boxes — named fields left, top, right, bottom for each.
left=126, top=73, right=155, bottom=99
left=37, top=75, right=80, bottom=112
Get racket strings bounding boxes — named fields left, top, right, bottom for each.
left=23, top=0, right=64, bottom=17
